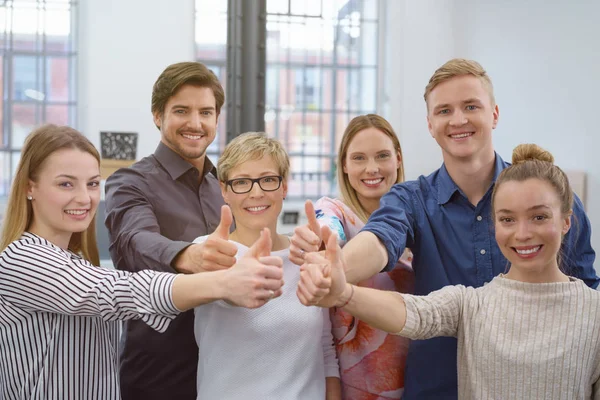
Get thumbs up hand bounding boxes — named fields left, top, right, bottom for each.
left=222, top=228, right=285, bottom=309
left=296, top=225, right=349, bottom=308
left=174, top=205, right=239, bottom=274
left=289, top=200, right=323, bottom=265
left=200, top=205, right=239, bottom=270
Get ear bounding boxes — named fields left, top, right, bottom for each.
left=220, top=181, right=230, bottom=204
left=396, top=149, right=402, bottom=164
left=27, top=179, right=36, bottom=198
left=562, top=210, right=573, bottom=236
left=492, top=104, right=500, bottom=129
left=152, top=111, right=163, bottom=130
left=281, top=178, right=288, bottom=199
left=342, top=158, right=348, bottom=174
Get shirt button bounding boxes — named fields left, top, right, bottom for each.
left=480, top=249, right=486, bottom=255
left=477, top=215, right=483, bottom=221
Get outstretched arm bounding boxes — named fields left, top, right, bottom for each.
left=297, top=226, right=462, bottom=339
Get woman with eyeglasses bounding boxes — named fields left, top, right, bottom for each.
left=192, top=132, right=341, bottom=400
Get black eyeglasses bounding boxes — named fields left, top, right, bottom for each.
left=225, top=175, right=283, bottom=194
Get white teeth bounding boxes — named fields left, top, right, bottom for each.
left=247, top=206, right=268, bottom=212
left=65, top=210, right=87, bottom=215
left=451, top=133, right=472, bottom=138
left=363, top=178, right=384, bottom=185
left=516, top=246, right=540, bottom=255
left=182, top=134, right=202, bottom=140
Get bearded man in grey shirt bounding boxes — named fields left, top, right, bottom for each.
left=105, top=62, right=239, bottom=400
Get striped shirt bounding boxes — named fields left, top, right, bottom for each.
left=0, top=232, right=180, bottom=399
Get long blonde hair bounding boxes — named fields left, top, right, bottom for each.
left=337, top=114, right=404, bottom=223
left=0, top=124, right=100, bottom=265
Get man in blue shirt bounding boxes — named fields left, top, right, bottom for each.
left=338, top=59, right=598, bottom=399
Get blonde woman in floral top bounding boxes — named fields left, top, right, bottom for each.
left=291, top=115, right=414, bottom=399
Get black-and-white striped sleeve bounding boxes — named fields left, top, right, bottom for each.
left=0, top=233, right=181, bottom=399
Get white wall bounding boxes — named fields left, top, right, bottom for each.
left=78, top=0, right=196, bottom=159
left=381, top=0, right=455, bottom=180
left=451, top=0, right=600, bottom=257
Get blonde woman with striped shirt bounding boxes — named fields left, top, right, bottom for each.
left=0, top=124, right=284, bottom=399
left=298, top=144, right=600, bottom=399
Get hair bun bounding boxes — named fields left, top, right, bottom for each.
left=511, top=144, right=554, bottom=165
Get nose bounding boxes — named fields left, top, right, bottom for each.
left=73, top=185, right=92, bottom=205
left=449, top=109, right=467, bottom=127
left=188, top=112, right=203, bottom=130
left=514, top=221, right=533, bottom=242
left=366, top=158, right=379, bottom=174
left=248, top=180, right=264, bottom=197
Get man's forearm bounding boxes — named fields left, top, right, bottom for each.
left=342, top=231, right=388, bottom=284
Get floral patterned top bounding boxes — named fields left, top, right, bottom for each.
left=315, top=197, right=415, bottom=400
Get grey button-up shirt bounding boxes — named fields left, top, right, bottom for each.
left=104, top=141, right=225, bottom=400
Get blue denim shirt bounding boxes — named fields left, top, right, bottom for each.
left=362, top=153, right=598, bottom=400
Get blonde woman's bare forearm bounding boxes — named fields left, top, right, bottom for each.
left=342, top=231, right=388, bottom=284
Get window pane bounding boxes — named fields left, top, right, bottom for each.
left=12, top=104, right=38, bottom=149
left=46, top=57, right=70, bottom=102
left=11, top=5, right=41, bottom=52
left=45, top=3, right=72, bottom=52
left=13, top=56, right=41, bottom=102
left=0, top=152, right=11, bottom=198
left=46, top=105, right=69, bottom=126
left=267, top=0, right=289, bottom=14
left=195, top=0, right=227, bottom=61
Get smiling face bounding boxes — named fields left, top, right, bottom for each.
left=153, top=84, right=219, bottom=168
left=27, top=148, right=101, bottom=249
left=426, top=75, right=499, bottom=164
left=494, top=178, right=571, bottom=279
left=221, top=155, right=287, bottom=234
left=343, top=127, right=401, bottom=209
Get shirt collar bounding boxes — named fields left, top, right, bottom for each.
left=436, top=152, right=507, bottom=205
left=153, top=141, right=217, bottom=181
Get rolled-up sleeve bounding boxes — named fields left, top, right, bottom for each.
left=563, top=194, right=598, bottom=289
left=0, top=241, right=180, bottom=332
left=361, top=184, right=417, bottom=272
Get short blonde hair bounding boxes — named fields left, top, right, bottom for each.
left=424, top=58, right=495, bottom=107
left=218, top=132, right=290, bottom=182
left=338, top=114, right=404, bottom=223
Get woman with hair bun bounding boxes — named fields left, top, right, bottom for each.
left=298, top=143, right=600, bottom=399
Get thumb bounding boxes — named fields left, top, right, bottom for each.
left=305, top=200, right=321, bottom=236
left=214, top=205, right=233, bottom=239
left=246, top=228, right=272, bottom=259
left=322, top=226, right=340, bottom=265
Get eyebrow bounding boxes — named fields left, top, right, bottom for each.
left=171, top=105, right=216, bottom=111
left=55, top=174, right=101, bottom=180
left=496, top=204, right=552, bottom=214
left=230, top=171, right=279, bottom=179
left=432, top=98, right=483, bottom=112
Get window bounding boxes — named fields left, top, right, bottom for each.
left=194, top=0, right=382, bottom=199
left=265, top=0, right=380, bottom=199
left=195, top=0, right=228, bottom=157
left=0, top=0, right=77, bottom=196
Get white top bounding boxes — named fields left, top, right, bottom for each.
left=193, top=236, right=339, bottom=400
left=0, top=233, right=179, bottom=399
left=398, top=275, right=600, bottom=399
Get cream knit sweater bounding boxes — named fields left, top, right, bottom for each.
left=399, top=276, right=600, bottom=399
